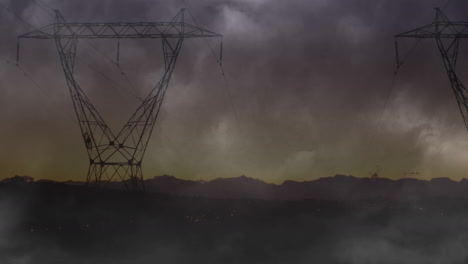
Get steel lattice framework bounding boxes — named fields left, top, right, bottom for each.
left=395, top=8, right=468, bottom=129
left=18, top=9, right=222, bottom=191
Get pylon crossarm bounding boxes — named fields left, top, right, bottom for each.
left=396, top=9, right=468, bottom=39
left=395, top=23, right=468, bottom=39
left=18, top=22, right=221, bottom=39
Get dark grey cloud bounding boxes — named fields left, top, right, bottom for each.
left=1, top=0, right=468, bottom=182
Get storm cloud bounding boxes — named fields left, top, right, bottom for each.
left=0, top=0, right=468, bottom=182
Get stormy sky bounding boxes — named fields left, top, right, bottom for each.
left=0, top=0, right=467, bottom=183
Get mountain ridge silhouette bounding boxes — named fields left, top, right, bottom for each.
left=2, top=174, right=467, bottom=200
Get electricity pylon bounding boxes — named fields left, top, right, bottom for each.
left=18, top=9, right=222, bottom=191
left=395, top=8, right=468, bottom=129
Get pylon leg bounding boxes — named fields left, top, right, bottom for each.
left=85, top=163, right=145, bottom=192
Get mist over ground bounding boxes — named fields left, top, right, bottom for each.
left=1, top=180, right=468, bottom=264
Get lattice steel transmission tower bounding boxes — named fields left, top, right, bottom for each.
left=18, top=9, right=222, bottom=191
left=395, top=8, right=468, bottom=129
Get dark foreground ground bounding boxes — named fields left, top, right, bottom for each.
left=1, top=181, right=468, bottom=264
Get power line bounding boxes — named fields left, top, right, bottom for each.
left=47, top=6, right=142, bottom=101
left=0, top=58, right=77, bottom=125
left=75, top=54, right=143, bottom=101
left=15, top=65, right=77, bottom=125
left=15, top=63, right=49, bottom=96
left=185, top=7, right=224, bottom=71
left=394, top=38, right=422, bottom=75
left=30, top=0, right=54, bottom=17
left=182, top=3, right=242, bottom=134
left=8, top=0, right=143, bottom=101
left=33, top=0, right=54, bottom=11
left=115, top=62, right=142, bottom=101
left=0, top=2, right=36, bottom=29
left=376, top=74, right=398, bottom=128
left=0, top=1, right=124, bottom=126
left=441, top=0, right=452, bottom=11
left=74, top=39, right=142, bottom=101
